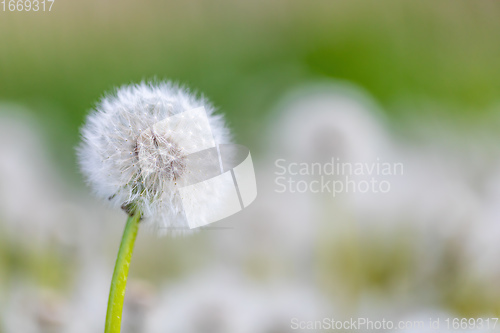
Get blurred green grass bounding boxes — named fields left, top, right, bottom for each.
left=1, top=0, right=500, bottom=180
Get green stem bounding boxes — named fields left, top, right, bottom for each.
left=104, top=209, right=141, bottom=333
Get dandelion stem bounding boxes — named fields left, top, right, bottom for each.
left=105, top=209, right=141, bottom=333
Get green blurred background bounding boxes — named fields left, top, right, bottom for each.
left=2, top=0, right=500, bottom=179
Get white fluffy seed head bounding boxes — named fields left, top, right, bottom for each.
left=77, top=81, right=232, bottom=234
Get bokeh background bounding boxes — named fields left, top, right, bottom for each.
left=2, top=0, right=500, bottom=332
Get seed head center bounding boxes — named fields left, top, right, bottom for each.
left=136, top=126, right=186, bottom=181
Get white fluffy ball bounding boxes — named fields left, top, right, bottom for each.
left=77, top=81, right=232, bottom=234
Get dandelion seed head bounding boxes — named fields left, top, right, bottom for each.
left=77, top=81, right=232, bottom=234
